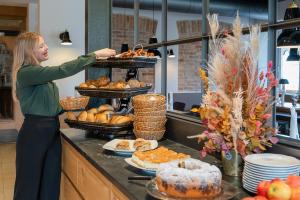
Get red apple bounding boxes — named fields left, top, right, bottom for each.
left=267, top=180, right=292, bottom=200
left=254, top=196, right=268, bottom=200
left=290, top=187, right=300, bottom=200
left=287, top=175, right=300, bottom=188
left=242, top=198, right=255, bottom=200
left=257, top=180, right=271, bottom=197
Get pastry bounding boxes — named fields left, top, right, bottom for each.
left=127, top=79, right=140, bottom=88
left=156, top=159, right=222, bottom=198
left=66, top=111, right=77, bottom=120
left=133, top=138, right=151, bottom=151
left=110, top=115, right=131, bottom=124
left=77, top=111, right=87, bottom=121
left=97, top=75, right=110, bottom=87
left=98, top=104, right=114, bottom=113
left=131, top=146, right=190, bottom=169
left=115, top=140, right=130, bottom=150
left=79, top=83, right=88, bottom=88
left=86, top=112, right=95, bottom=122
left=95, top=113, right=110, bottom=123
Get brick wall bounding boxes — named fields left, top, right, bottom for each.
left=111, top=14, right=156, bottom=87
left=177, top=20, right=202, bottom=91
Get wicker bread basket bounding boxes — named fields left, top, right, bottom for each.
left=134, top=125, right=165, bottom=131
left=60, top=96, right=89, bottom=111
left=133, top=94, right=166, bottom=108
left=133, top=104, right=166, bottom=112
left=134, top=119, right=166, bottom=127
left=134, top=110, right=166, bottom=117
left=134, top=115, right=166, bottom=122
left=133, top=129, right=165, bottom=140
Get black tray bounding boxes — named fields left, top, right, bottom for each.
left=64, top=119, right=133, bottom=134
left=93, top=57, right=157, bottom=68
left=75, top=85, right=152, bottom=98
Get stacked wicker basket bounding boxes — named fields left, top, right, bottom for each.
left=132, top=94, right=166, bottom=140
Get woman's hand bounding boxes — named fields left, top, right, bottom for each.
left=94, top=48, right=116, bottom=58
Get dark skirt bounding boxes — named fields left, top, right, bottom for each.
left=14, top=114, right=61, bottom=200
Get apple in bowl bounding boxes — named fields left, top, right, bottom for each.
left=267, top=179, right=291, bottom=200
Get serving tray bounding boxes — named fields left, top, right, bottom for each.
left=64, top=119, right=133, bottom=134
left=146, top=179, right=240, bottom=200
left=93, top=57, right=158, bottom=68
left=75, top=85, right=152, bottom=98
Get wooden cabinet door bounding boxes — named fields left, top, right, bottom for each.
left=77, top=159, right=111, bottom=200
left=60, top=173, right=82, bottom=200
left=111, top=185, right=129, bottom=200
left=62, top=140, right=78, bottom=187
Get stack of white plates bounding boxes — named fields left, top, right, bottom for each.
left=243, top=153, right=300, bottom=193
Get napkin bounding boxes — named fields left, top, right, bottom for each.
left=290, top=106, right=299, bottom=139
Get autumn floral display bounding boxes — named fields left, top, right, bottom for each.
left=196, top=13, right=278, bottom=158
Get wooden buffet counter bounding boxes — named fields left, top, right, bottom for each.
left=60, top=128, right=250, bottom=200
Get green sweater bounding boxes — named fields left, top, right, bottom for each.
left=16, top=54, right=96, bottom=117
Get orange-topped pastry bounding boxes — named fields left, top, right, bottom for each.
left=131, top=146, right=190, bottom=169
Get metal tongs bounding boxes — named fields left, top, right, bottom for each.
left=128, top=176, right=153, bottom=181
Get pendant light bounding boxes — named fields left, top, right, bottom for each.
left=277, top=1, right=300, bottom=48
left=167, top=49, right=175, bottom=58
left=120, top=0, right=129, bottom=53
left=147, top=0, right=161, bottom=57
left=59, top=30, right=72, bottom=46
left=287, top=48, right=300, bottom=61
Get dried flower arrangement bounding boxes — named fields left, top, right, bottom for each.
left=196, top=13, right=278, bottom=158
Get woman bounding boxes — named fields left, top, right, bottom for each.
left=12, top=32, right=115, bottom=200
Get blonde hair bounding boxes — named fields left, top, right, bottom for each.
left=12, top=32, right=41, bottom=102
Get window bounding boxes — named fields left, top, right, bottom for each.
left=280, top=48, right=300, bottom=93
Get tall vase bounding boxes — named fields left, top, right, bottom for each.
left=221, top=150, right=242, bottom=176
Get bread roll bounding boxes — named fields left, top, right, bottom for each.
left=66, top=111, right=77, bottom=120
left=98, top=104, right=114, bottom=113
left=78, top=111, right=87, bottom=121
left=95, top=113, right=110, bottom=123
left=110, top=115, right=132, bottom=124
left=87, top=108, right=98, bottom=114
left=128, top=79, right=140, bottom=88
left=79, top=83, right=88, bottom=88
left=86, top=112, right=95, bottom=122
left=97, top=76, right=110, bottom=87
left=88, top=85, right=97, bottom=89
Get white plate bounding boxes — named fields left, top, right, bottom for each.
left=244, top=166, right=300, bottom=175
left=103, top=139, right=158, bottom=154
left=245, top=162, right=300, bottom=171
left=124, top=157, right=157, bottom=173
left=245, top=153, right=300, bottom=168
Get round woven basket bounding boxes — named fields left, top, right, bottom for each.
left=133, top=94, right=166, bottom=108
left=133, top=104, right=166, bottom=112
left=134, top=125, right=165, bottom=131
left=60, top=96, right=89, bottom=111
left=134, top=115, right=166, bottom=122
left=134, top=110, right=166, bottom=117
left=134, top=120, right=167, bottom=128
left=133, top=129, right=165, bottom=140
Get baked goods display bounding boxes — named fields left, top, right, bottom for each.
left=78, top=75, right=146, bottom=90
left=118, top=49, right=155, bottom=58
left=103, top=138, right=158, bottom=153
left=132, top=94, right=166, bottom=140
left=156, top=159, right=222, bottom=198
left=131, top=146, right=190, bottom=170
left=66, top=104, right=133, bottom=125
